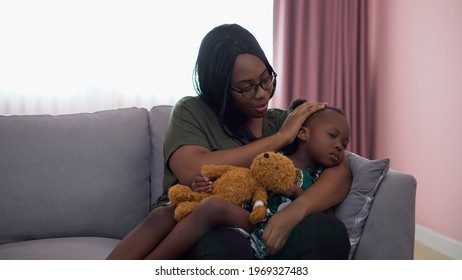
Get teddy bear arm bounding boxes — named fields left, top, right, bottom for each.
left=201, top=165, right=238, bottom=179
left=168, top=184, right=210, bottom=205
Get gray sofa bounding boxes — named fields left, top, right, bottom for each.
left=0, top=105, right=417, bottom=260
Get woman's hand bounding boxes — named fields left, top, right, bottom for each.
left=262, top=205, right=304, bottom=255
left=191, top=175, right=212, bottom=193
left=276, top=102, right=326, bottom=146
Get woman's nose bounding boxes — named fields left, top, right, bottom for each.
left=254, top=85, right=270, bottom=99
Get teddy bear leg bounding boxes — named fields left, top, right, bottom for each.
left=168, top=185, right=197, bottom=205
left=249, top=206, right=268, bottom=224
left=174, top=201, right=200, bottom=221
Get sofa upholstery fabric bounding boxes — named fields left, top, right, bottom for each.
left=0, top=108, right=151, bottom=244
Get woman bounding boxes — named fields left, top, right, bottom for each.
left=107, top=23, right=351, bottom=260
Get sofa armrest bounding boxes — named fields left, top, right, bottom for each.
left=353, top=169, right=417, bottom=259
left=148, top=105, right=173, bottom=206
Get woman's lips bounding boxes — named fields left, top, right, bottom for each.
left=253, top=102, right=268, bottom=113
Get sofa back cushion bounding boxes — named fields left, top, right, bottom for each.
left=148, top=105, right=173, bottom=205
left=0, top=108, right=151, bottom=244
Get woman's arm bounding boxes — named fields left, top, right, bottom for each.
left=169, top=102, right=326, bottom=186
left=262, top=158, right=352, bottom=255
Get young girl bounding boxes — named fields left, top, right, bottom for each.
left=138, top=99, right=350, bottom=259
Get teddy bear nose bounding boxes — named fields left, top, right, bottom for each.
left=264, top=153, right=269, bottom=158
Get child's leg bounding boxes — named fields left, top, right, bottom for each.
left=106, top=204, right=176, bottom=260
left=144, top=197, right=254, bottom=259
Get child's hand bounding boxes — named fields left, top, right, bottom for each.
left=278, top=185, right=303, bottom=199
left=278, top=185, right=297, bottom=197
left=191, top=176, right=212, bottom=193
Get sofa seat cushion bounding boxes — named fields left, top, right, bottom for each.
left=0, top=237, right=119, bottom=260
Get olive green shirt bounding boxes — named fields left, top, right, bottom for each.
left=162, top=96, right=289, bottom=194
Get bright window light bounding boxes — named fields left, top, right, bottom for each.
left=0, top=0, right=273, bottom=114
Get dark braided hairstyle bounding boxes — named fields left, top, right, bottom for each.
left=193, top=24, right=276, bottom=144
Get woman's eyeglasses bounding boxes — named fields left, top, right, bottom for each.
left=230, top=73, right=277, bottom=99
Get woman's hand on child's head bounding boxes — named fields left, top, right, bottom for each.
left=191, top=176, right=212, bottom=193
left=278, top=102, right=327, bottom=146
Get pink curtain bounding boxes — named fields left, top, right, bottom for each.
left=273, top=0, right=373, bottom=158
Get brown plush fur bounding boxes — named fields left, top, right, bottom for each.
left=168, top=152, right=296, bottom=224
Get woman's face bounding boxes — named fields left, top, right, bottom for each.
left=230, top=54, right=272, bottom=118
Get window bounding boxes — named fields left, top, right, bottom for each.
left=0, top=0, right=273, bottom=114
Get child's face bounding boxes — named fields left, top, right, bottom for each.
left=301, top=110, right=350, bottom=167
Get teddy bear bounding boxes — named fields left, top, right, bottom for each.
left=168, top=151, right=296, bottom=224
